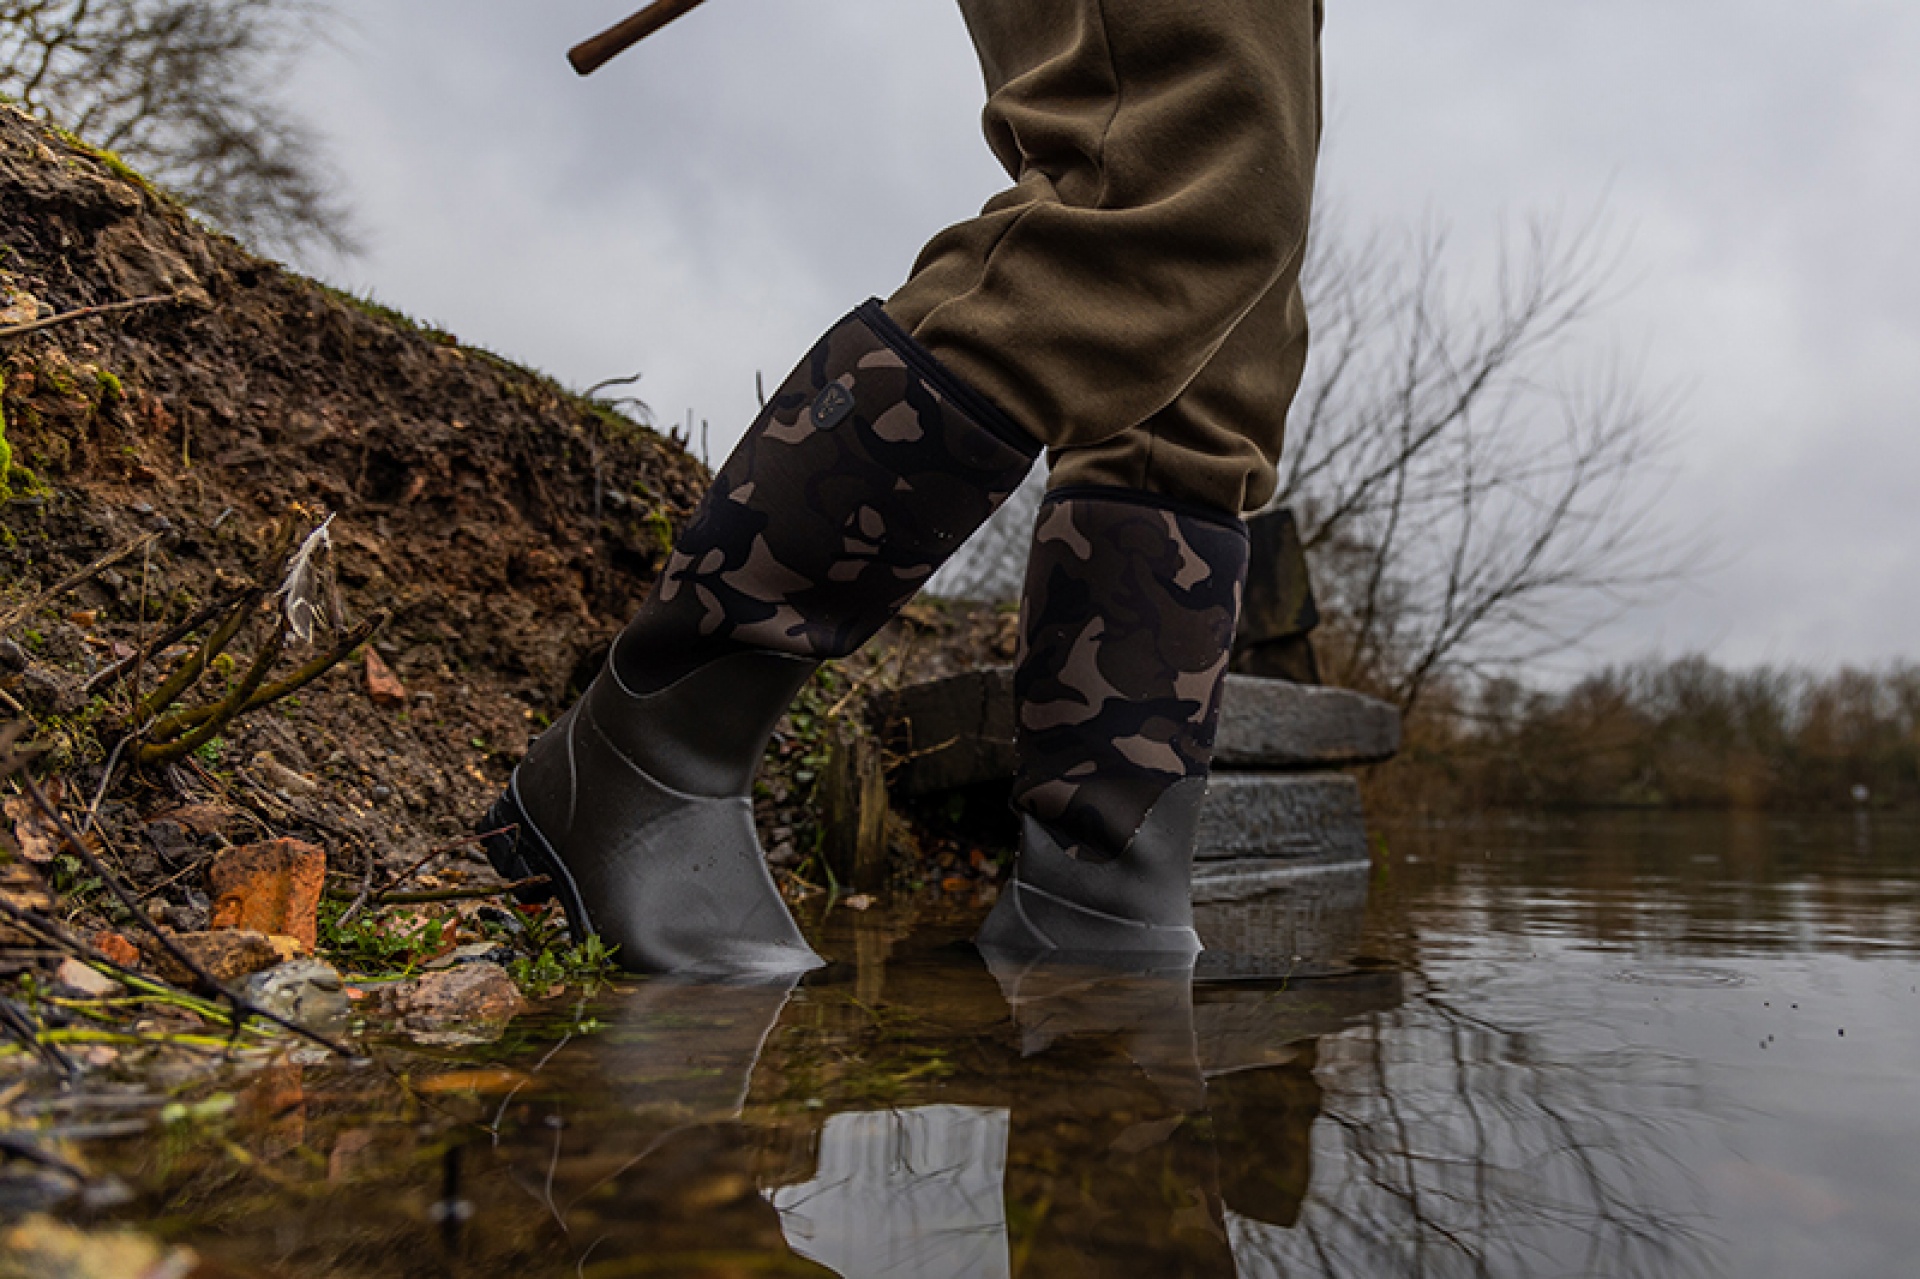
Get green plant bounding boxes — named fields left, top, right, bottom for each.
left=507, top=934, right=618, bottom=995
left=317, top=899, right=448, bottom=975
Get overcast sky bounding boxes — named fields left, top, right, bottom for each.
left=285, top=0, right=1920, bottom=673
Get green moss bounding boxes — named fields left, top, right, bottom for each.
left=94, top=368, right=123, bottom=404
left=644, top=508, right=676, bottom=555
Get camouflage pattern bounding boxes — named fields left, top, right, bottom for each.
left=615, top=301, right=1040, bottom=692
left=1011, top=490, right=1249, bottom=862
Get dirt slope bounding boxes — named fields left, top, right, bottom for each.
left=0, top=100, right=707, bottom=881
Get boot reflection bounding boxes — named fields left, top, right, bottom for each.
left=985, top=952, right=1236, bottom=1278
left=505, top=974, right=838, bottom=1277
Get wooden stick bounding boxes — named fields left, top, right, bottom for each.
left=570, top=0, right=711, bottom=76
left=0, top=294, right=175, bottom=342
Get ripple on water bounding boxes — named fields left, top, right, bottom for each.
left=1606, top=965, right=1750, bottom=989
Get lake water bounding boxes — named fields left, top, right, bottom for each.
left=77, top=812, right=1920, bottom=1277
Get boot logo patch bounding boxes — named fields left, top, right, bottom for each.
left=810, top=382, right=857, bottom=431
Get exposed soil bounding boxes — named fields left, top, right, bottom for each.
left=0, top=99, right=720, bottom=894
left=0, top=98, right=1013, bottom=980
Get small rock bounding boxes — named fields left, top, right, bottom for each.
left=842, top=894, right=876, bottom=912
left=0, top=638, right=28, bottom=672
left=364, top=648, right=408, bottom=708
left=0, top=1214, right=198, bottom=1279
left=0, top=291, right=38, bottom=326
left=92, top=931, right=142, bottom=970
left=251, top=751, right=319, bottom=797
left=142, top=930, right=281, bottom=985
left=389, top=961, right=527, bottom=1046
left=425, top=941, right=516, bottom=970
left=52, top=958, right=120, bottom=998
left=18, top=666, right=83, bottom=717
left=206, top=838, right=326, bottom=951
left=245, top=959, right=350, bottom=1036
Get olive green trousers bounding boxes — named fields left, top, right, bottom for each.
left=886, top=0, right=1325, bottom=516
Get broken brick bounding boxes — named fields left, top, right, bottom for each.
left=364, top=648, right=408, bottom=708
left=92, top=931, right=142, bottom=970
left=207, top=838, right=326, bottom=951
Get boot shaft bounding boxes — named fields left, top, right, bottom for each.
left=617, top=300, right=1040, bottom=694
left=1013, top=488, right=1250, bottom=863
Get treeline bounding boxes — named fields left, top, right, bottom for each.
left=1373, top=657, right=1920, bottom=813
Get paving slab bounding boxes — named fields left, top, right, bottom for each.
left=1194, top=773, right=1370, bottom=864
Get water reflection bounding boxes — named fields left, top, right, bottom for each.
left=64, top=814, right=1920, bottom=1277
left=494, top=939, right=1391, bottom=1278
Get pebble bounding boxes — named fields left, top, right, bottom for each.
left=52, top=957, right=121, bottom=998
left=388, top=961, right=527, bottom=1046
left=244, top=959, right=351, bottom=1036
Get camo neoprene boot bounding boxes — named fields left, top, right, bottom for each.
left=977, top=489, right=1249, bottom=959
left=483, top=301, right=1039, bottom=974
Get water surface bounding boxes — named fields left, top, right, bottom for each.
left=78, top=812, right=1920, bottom=1277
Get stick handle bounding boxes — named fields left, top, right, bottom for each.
left=569, top=0, right=711, bottom=76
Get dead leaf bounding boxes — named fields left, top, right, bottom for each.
left=4, top=779, right=67, bottom=864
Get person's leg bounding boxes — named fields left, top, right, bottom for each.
left=889, top=0, right=1324, bottom=508
left=483, top=304, right=1039, bottom=974
left=910, top=2, right=1322, bottom=957
left=486, top=0, right=1322, bottom=974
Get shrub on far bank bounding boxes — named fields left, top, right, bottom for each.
left=1368, top=657, right=1920, bottom=815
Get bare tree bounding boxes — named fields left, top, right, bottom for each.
left=1280, top=213, right=1683, bottom=714
left=932, top=209, right=1687, bottom=716
left=0, top=0, right=354, bottom=257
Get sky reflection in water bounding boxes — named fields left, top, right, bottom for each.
left=99, top=813, right=1920, bottom=1278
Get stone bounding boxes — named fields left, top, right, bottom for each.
left=883, top=669, right=1400, bottom=796
left=1194, top=773, right=1370, bottom=864
left=364, top=647, right=408, bottom=707
left=92, top=932, right=141, bottom=970
left=244, top=959, right=350, bottom=1036
left=389, top=961, right=527, bottom=1046
left=52, top=958, right=120, bottom=998
left=206, top=838, right=326, bottom=951
left=424, top=941, right=517, bottom=970
left=1213, top=681, right=1401, bottom=770
left=142, top=929, right=281, bottom=986
left=0, top=1214, right=199, bottom=1279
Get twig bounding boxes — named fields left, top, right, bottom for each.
left=0, top=1132, right=89, bottom=1180
left=324, top=877, right=548, bottom=907
left=143, top=611, right=386, bottom=744
left=0, top=293, right=176, bottom=342
left=1, top=762, right=359, bottom=1060
left=1, top=993, right=75, bottom=1078
left=381, top=825, right=513, bottom=901
left=333, top=857, right=377, bottom=931
left=81, top=583, right=250, bottom=699
left=136, top=617, right=288, bottom=766
left=133, top=517, right=296, bottom=724
left=78, top=734, right=131, bottom=839
left=0, top=533, right=159, bottom=637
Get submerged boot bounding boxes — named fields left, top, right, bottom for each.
left=977, top=489, right=1249, bottom=960
left=485, top=301, right=1039, bottom=974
